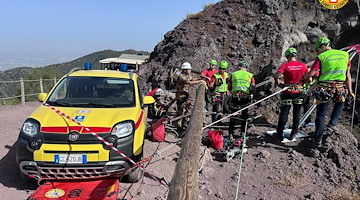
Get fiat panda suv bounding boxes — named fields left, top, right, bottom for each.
left=16, top=65, right=154, bottom=182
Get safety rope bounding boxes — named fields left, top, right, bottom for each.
left=351, top=53, right=360, bottom=135
left=42, top=103, right=168, bottom=187
left=234, top=119, right=249, bottom=200
left=202, top=86, right=290, bottom=130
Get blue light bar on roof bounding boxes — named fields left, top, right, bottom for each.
left=120, top=64, right=128, bottom=72
left=84, top=62, right=91, bottom=70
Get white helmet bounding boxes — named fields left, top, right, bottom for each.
left=155, top=88, right=164, bottom=96
left=181, top=62, right=192, bottom=70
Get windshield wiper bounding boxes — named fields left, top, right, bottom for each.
left=67, top=102, right=115, bottom=108
left=47, top=100, right=70, bottom=106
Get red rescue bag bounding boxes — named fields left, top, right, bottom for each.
left=208, top=130, right=224, bottom=149
left=151, top=116, right=166, bottom=142
left=28, top=179, right=120, bottom=200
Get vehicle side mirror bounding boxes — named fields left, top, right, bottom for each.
left=143, top=96, right=155, bottom=105
left=38, top=93, right=48, bottom=102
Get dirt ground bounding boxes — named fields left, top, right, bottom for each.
left=0, top=102, right=360, bottom=200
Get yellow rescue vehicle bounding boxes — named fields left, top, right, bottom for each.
left=16, top=63, right=154, bottom=182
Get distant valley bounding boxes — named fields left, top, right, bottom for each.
left=0, top=55, right=71, bottom=71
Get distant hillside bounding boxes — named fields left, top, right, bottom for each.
left=0, top=67, right=34, bottom=81
left=46, top=49, right=149, bottom=75
left=0, top=49, right=149, bottom=81
left=0, top=49, right=149, bottom=99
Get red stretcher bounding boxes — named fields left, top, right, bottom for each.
left=28, top=178, right=120, bottom=200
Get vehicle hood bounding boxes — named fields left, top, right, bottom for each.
left=29, top=104, right=143, bottom=133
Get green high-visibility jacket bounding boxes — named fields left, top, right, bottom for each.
left=318, top=49, right=349, bottom=82
left=213, top=72, right=229, bottom=92
left=231, top=70, right=253, bottom=94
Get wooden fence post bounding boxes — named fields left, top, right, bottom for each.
left=39, top=78, right=44, bottom=93
left=20, top=78, right=25, bottom=106
left=167, top=84, right=205, bottom=200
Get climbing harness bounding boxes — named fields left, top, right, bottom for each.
left=280, top=97, right=304, bottom=106
left=313, top=81, right=347, bottom=103
left=229, top=92, right=253, bottom=109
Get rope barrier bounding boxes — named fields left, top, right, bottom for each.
left=43, top=103, right=168, bottom=187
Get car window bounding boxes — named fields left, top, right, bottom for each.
left=47, top=76, right=135, bottom=108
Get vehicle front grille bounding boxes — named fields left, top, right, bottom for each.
left=19, top=161, right=130, bottom=180
left=38, top=166, right=109, bottom=179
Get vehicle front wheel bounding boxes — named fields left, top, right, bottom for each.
left=126, top=167, right=143, bottom=183
left=20, top=172, right=36, bottom=182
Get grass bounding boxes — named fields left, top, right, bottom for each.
left=328, top=187, right=360, bottom=200
left=276, top=176, right=300, bottom=188
left=0, top=98, right=20, bottom=106
left=185, top=12, right=203, bottom=20
left=203, top=3, right=214, bottom=10
left=185, top=2, right=214, bottom=20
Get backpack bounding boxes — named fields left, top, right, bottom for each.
left=150, top=116, right=166, bottom=142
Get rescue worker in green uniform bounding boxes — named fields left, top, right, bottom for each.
left=228, top=61, right=256, bottom=140
left=209, top=60, right=229, bottom=123
left=175, top=62, right=205, bottom=131
left=303, top=37, right=354, bottom=147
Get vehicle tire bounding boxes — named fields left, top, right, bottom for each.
left=126, top=167, right=143, bottom=183
left=20, top=172, right=36, bottom=182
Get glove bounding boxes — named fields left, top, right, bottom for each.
left=349, top=92, right=355, bottom=98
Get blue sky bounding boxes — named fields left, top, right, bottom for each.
left=0, top=0, right=220, bottom=65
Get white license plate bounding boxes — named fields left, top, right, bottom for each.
left=54, top=154, right=87, bottom=164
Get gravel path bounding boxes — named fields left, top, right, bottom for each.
left=1, top=102, right=359, bottom=200
left=0, top=102, right=41, bottom=200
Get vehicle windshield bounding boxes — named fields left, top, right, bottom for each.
left=47, top=76, right=135, bottom=108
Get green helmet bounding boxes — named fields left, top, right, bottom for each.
left=219, top=60, right=228, bottom=69
left=238, top=61, right=249, bottom=68
left=314, top=37, right=330, bottom=50
left=285, top=48, right=297, bottom=57
left=209, top=60, right=218, bottom=66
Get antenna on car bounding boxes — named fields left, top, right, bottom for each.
left=129, top=69, right=134, bottom=79
left=66, top=67, right=82, bottom=76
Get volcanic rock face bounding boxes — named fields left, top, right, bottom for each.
left=140, top=0, right=360, bottom=122
left=142, top=0, right=353, bottom=88
left=138, top=1, right=360, bottom=199
left=140, top=0, right=359, bottom=124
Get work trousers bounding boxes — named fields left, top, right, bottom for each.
left=212, top=93, right=228, bottom=123
left=228, top=94, right=251, bottom=138
left=276, top=93, right=303, bottom=137
left=314, top=101, right=345, bottom=142
left=175, top=92, right=191, bottom=128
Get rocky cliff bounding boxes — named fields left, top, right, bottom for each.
left=139, top=0, right=360, bottom=199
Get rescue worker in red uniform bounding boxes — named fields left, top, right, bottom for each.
left=273, top=48, right=308, bottom=141
left=201, top=60, right=218, bottom=87
left=303, top=37, right=354, bottom=147
left=209, top=60, right=229, bottom=123
left=228, top=61, right=256, bottom=140
left=201, top=60, right=219, bottom=109
left=175, top=62, right=205, bottom=131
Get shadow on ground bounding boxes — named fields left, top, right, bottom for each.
left=0, top=142, right=37, bottom=191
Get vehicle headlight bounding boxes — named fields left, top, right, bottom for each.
left=22, top=119, right=40, bottom=136
left=111, top=122, right=133, bottom=138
